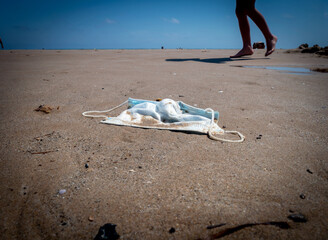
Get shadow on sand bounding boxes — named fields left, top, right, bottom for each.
left=165, top=57, right=269, bottom=64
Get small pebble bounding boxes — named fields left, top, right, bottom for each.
left=300, top=193, right=306, bottom=199
left=59, top=189, right=66, bottom=195
left=88, top=216, right=94, bottom=222
left=169, top=227, right=175, bottom=234
left=85, top=163, right=89, bottom=169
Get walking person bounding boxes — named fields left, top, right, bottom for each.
left=230, top=0, right=277, bottom=58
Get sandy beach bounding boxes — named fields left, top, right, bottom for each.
left=0, top=49, right=327, bottom=239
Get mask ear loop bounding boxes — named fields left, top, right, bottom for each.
left=82, top=100, right=128, bottom=118
left=205, top=108, right=245, bottom=143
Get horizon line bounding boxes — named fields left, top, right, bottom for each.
left=1, top=47, right=290, bottom=50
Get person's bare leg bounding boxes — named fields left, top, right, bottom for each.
left=247, top=8, right=277, bottom=56
left=265, top=35, right=277, bottom=56
left=230, top=15, right=254, bottom=58
left=230, top=1, right=254, bottom=58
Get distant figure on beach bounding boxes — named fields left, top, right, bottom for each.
left=230, top=0, right=277, bottom=58
left=0, top=38, right=4, bottom=49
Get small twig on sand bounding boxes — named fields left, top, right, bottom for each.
left=210, top=222, right=290, bottom=239
left=28, top=150, right=57, bottom=154
left=206, top=223, right=226, bottom=230
left=34, top=131, right=55, bottom=140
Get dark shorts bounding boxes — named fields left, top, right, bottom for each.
left=236, top=0, right=256, bottom=13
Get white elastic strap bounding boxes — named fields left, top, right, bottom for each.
left=82, top=100, right=128, bottom=118
left=205, top=108, right=245, bottom=143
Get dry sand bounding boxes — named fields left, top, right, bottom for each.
left=0, top=49, right=327, bottom=240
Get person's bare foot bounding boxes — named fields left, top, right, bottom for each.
left=230, top=46, right=254, bottom=58
left=265, top=35, right=278, bottom=57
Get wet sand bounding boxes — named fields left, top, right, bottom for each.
left=0, top=49, right=327, bottom=239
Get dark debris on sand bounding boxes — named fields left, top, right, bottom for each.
left=94, top=223, right=120, bottom=240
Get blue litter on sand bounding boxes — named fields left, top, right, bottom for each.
left=127, top=98, right=219, bottom=120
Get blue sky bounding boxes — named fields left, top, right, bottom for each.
left=0, top=0, right=327, bottom=49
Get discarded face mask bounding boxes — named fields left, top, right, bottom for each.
left=82, top=98, right=245, bottom=142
